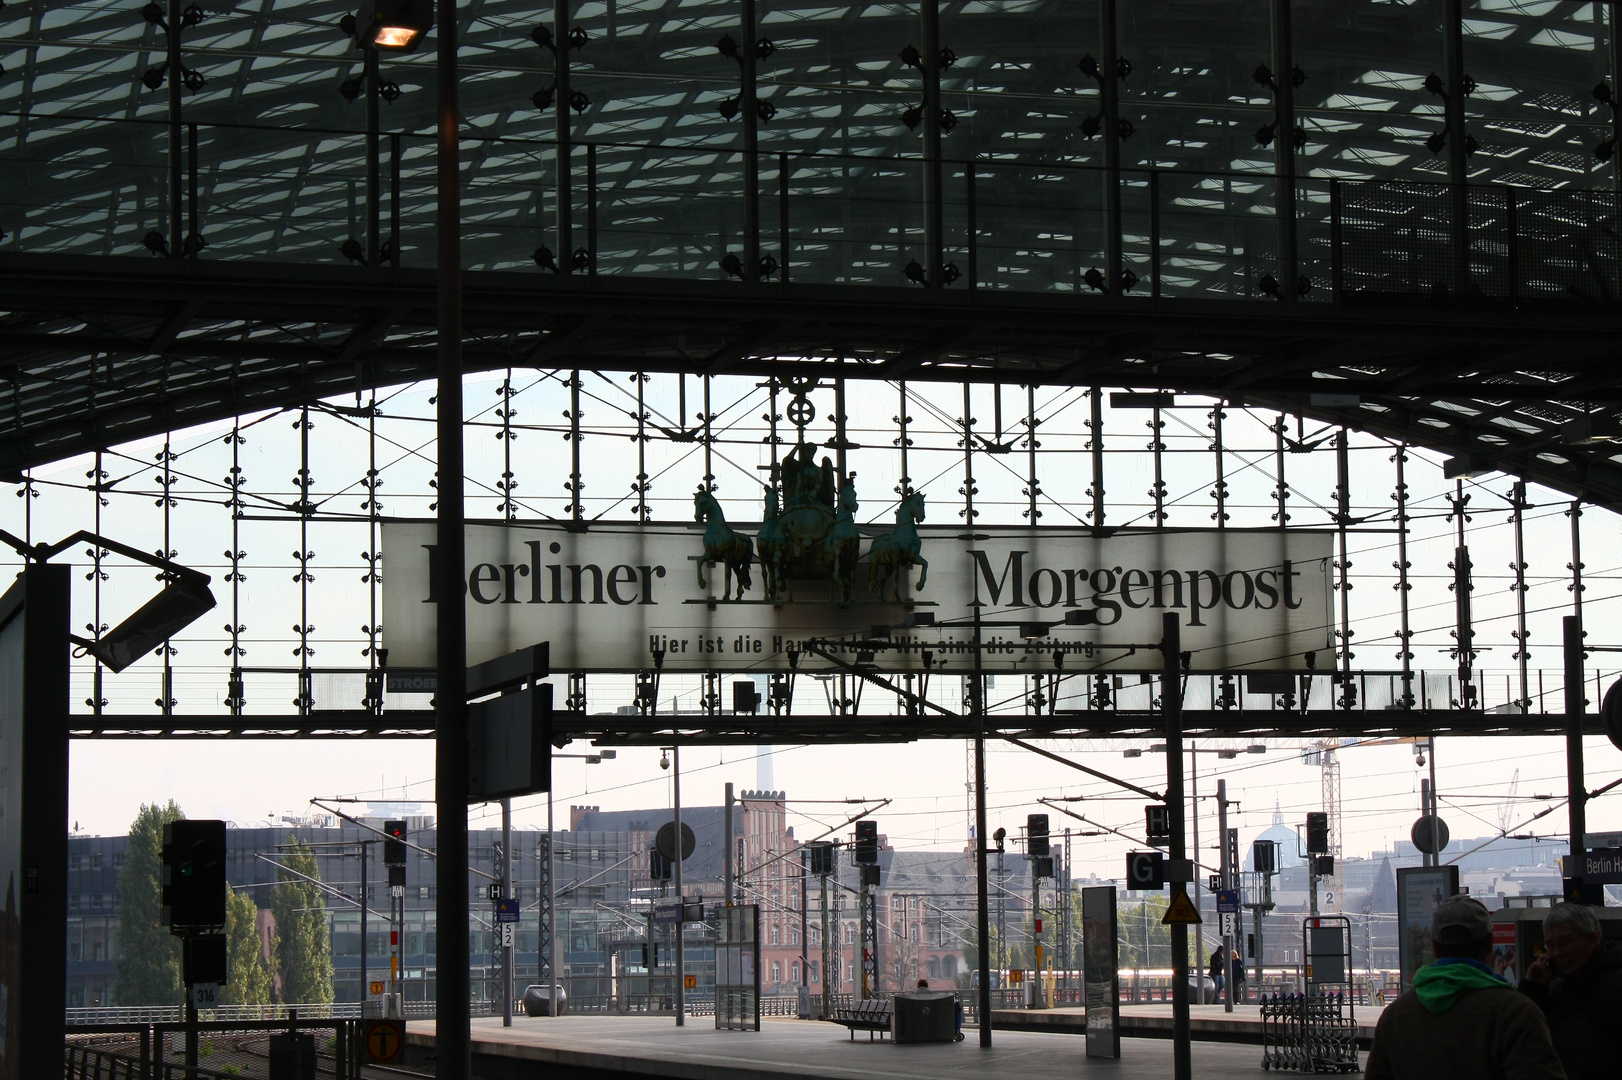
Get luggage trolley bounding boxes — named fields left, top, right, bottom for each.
left=1260, top=917, right=1359, bottom=1072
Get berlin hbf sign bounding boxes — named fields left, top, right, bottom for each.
left=382, top=520, right=1333, bottom=674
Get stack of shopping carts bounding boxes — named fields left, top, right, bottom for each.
left=1259, top=991, right=1359, bottom=1073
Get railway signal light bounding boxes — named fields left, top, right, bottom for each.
left=162, top=819, right=227, bottom=931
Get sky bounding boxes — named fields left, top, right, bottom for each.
left=33, top=372, right=1622, bottom=884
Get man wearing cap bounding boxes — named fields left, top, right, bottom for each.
left=1518, top=902, right=1622, bottom=1080
left=1366, top=895, right=1565, bottom=1080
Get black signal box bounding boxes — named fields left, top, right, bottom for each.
left=854, top=821, right=879, bottom=864
left=384, top=820, right=408, bottom=866
left=1027, top=813, right=1050, bottom=857
left=162, top=819, right=227, bottom=931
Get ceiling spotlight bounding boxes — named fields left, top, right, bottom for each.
left=1217, top=749, right=1238, bottom=759
left=1426, top=130, right=1447, bottom=154
left=379, top=79, right=401, bottom=103
left=902, top=105, right=922, bottom=129
left=142, top=63, right=167, bottom=90
left=1595, top=81, right=1615, bottom=106
left=569, top=90, right=591, bottom=113
left=1080, top=114, right=1101, bottom=139
left=899, top=44, right=924, bottom=71
left=903, top=259, right=927, bottom=286
left=757, top=254, right=779, bottom=279
left=1253, top=64, right=1275, bottom=89
left=1256, top=122, right=1277, bottom=147
left=757, top=99, right=777, bottom=123
left=340, top=76, right=363, bottom=101
left=720, top=252, right=745, bottom=279
left=659, top=750, right=670, bottom=770
left=1122, top=748, right=1142, bottom=758
left=340, top=238, right=365, bottom=264
left=339, top=13, right=358, bottom=36
left=939, top=109, right=958, bottom=132
left=533, top=246, right=560, bottom=273
left=1117, top=119, right=1135, bottom=139
left=531, top=86, right=556, bottom=111
left=1248, top=744, right=1268, bottom=754
left=530, top=25, right=553, bottom=48
left=181, top=67, right=206, bottom=93
left=939, top=47, right=957, bottom=70
left=143, top=230, right=170, bottom=257
left=716, top=34, right=740, bottom=59
left=717, top=96, right=740, bottom=120
left=756, top=38, right=775, bottom=60
left=567, top=26, right=588, bottom=49
left=1082, top=267, right=1106, bottom=292
left=1424, top=71, right=1445, bottom=97
left=941, top=261, right=961, bottom=285
left=1257, top=273, right=1281, bottom=299
left=1077, top=55, right=1100, bottom=81
left=599, top=750, right=617, bottom=760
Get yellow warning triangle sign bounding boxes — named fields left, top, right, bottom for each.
left=1162, top=889, right=1203, bottom=925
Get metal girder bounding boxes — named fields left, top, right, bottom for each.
left=66, top=708, right=1604, bottom=741
left=5, top=252, right=1622, bottom=509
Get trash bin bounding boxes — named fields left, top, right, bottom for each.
left=523, top=984, right=568, bottom=1017
left=268, top=1031, right=316, bottom=1080
left=892, top=991, right=959, bottom=1044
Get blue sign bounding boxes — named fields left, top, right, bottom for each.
left=1215, top=889, right=1240, bottom=914
left=494, top=898, right=520, bottom=923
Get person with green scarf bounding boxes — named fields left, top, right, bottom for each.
left=1366, top=895, right=1565, bottom=1080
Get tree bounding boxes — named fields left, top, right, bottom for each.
left=220, top=887, right=274, bottom=1006
left=271, top=836, right=334, bottom=1004
left=114, top=801, right=185, bottom=1006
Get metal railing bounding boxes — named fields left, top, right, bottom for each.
left=65, top=1043, right=243, bottom=1080
left=67, top=1018, right=362, bottom=1080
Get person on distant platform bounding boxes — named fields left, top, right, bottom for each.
left=1518, top=902, right=1622, bottom=1080
left=1231, top=951, right=1247, bottom=1003
left=1208, top=944, right=1227, bottom=999
left=1366, top=895, right=1564, bottom=1080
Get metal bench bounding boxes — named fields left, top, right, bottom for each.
left=831, top=999, right=893, bottom=1040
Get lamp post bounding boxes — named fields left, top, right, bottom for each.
left=543, top=750, right=616, bottom=1019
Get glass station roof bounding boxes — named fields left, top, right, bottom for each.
left=2, top=0, right=1622, bottom=509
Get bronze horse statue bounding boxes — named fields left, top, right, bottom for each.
left=755, top=486, right=787, bottom=601
left=869, top=489, right=927, bottom=601
left=693, top=488, right=753, bottom=600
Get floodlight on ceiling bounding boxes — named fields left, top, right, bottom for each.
left=1442, top=454, right=1491, bottom=480
left=1564, top=413, right=1622, bottom=446
left=1217, top=749, right=1238, bottom=759
left=1248, top=744, right=1268, bottom=754
left=356, top=0, right=433, bottom=53
left=0, top=528, right=216, bottom=673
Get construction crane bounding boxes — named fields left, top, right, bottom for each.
left=1302, top=739, right=1345, bottom=912
left=1497, top=769, right=1521, bottom=835
left=1301, top=735, right=1430, bottom=913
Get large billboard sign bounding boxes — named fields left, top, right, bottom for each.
left=382, top=520, right=1332, bottom=674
